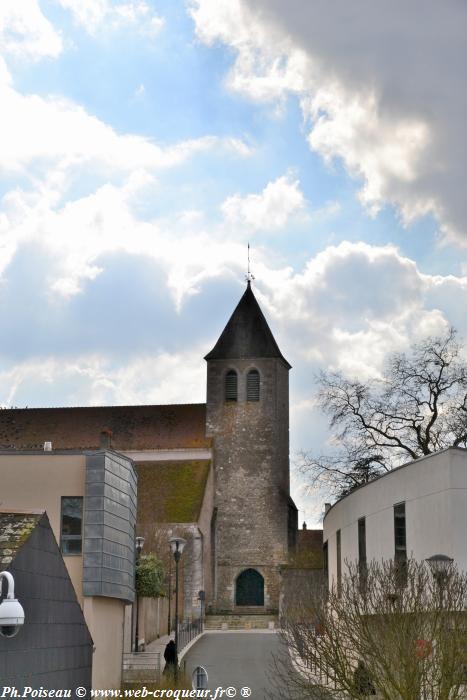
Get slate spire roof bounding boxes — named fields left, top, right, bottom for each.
left=205, top=281, right=291, bottom=368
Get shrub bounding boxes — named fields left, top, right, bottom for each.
left=136, top=553, right=165, bottom=598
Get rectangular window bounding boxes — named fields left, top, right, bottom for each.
left=394, top=502, right=407, bottom=586
left=336, top=529, right=342, bottom=596
left=323, top=540, right=329, bottom=590
left=61, top=496, right=83, bottom=555
left=358, top=517, right=367, bottom=589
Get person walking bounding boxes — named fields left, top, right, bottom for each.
left=163, top=639, right=178, bottom=677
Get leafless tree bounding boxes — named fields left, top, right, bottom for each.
left=300, top=328, right=467, bottom=498
left=274, top=559, right=467, bottom=700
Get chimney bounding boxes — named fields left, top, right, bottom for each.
left=100, top=430, right=112, bottom=449
left=43, top=441, right=53, bottom=452
left=324, top=503, right=331, bottom=514
left=302, top=521, right=307, bottom=530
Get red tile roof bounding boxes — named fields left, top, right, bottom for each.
left=0, top=404, right=209, bottom=450
left=297, top=528, right=323, bottom=551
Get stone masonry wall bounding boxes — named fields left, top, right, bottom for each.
left=206, top=357, right=291, bottom=612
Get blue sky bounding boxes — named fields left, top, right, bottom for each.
left=1, top=0, right=467, bottom=523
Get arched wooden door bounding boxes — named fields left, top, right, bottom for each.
left=235, top=568, right=264, bottom=606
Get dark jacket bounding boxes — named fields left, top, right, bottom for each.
left=164, top=640, right=178, bottom=668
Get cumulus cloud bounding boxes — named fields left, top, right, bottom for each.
left=0, top=348, right=206, bottom=408
left=190, top=0, right=467, bottom=244
left=0, top=59, right=247, bottom=177
left=221, top=173, right=306, bottom=231
left=253, top=241, right=467, bottom=380
left=55, top=0, right=165, bottom=38
left=2, top=236, right=466, bottom=406
left=0, top=0, right=63, bottom=60
left=0, top=60, right=252, bottom=290
left=0, top=170, right=250, bottom=305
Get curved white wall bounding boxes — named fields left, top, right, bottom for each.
left=323, top=448, right=467, bottom=587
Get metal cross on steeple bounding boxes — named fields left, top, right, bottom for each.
left=245, top=242, right=255, bottom=284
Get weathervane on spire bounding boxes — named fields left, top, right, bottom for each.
left=245, top=242, right=255, bottom=284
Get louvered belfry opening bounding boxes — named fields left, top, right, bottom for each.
left=247, top=369, right=260, bottom=401
left=225, top=369, right=238, bottom=401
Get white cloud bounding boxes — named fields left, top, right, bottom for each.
left=0, top=61, right=240, bottom=176
left=0, top=170, right=249, bottom=305
left=253, top=241, right=466, bottom=380
left=0, top=58, right=252, bottom=285
left=190, top=0, right=467, bottom=245
left=55, top=0, right=165, bottom=37
left=134, top=83, right=145, bottom=98
left=0, top=0, right=63, bottom=60
left=0, top=349, right=206, bottom=408
left=221, top=173, right=305, bottom=231
left=190, top=0, right=307, bottom=102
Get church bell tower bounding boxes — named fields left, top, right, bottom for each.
left=205, top=281, right=296, bottom=612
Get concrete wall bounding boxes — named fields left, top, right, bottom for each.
left=124, top=597, right=169, bottom=651
left=139, top=597, right=170, bottom=645
left=0, top=450, right=137, bottom=689
left=83, top=596, right=125, bottom=689
left=323, top=448, right=467, bottom=587
left=0, top=452, right=86, bottom=601
left=0, top=513, right=92, bottom=690
left=83, top=451, right=137, bottom=602
left=206, top=357, right=291, bottom=612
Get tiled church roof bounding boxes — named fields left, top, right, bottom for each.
left=0, top=404, right=209, bottom=450
left=205, top=281, right=291, bottom=368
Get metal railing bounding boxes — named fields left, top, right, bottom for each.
left=122, top=652, right=161, bottom=683
left=177, top=617, right=203, bottom=653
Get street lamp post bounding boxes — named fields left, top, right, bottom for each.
left=134, top=536, right=145, bottom=653
left=167, top=554, right=172, bottom=636
left=425, top=553, right=453, bottom=606
left=198, top=590, right=205, bottom=631
left=169, top=536, right=186, bottom=679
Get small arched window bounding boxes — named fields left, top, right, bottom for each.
left=247, top=369, right=260, bottom=401
left=225, top=370, right=238, bottom=401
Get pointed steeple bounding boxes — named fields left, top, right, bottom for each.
left=204, top=282, right=291, bottom=368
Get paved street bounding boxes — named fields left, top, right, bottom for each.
left=182, top=631, right=284, bottom=700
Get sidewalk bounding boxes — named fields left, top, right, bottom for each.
left=144, top=629, right=206, bottom=667
left=144, top=632, right=174, bottom=656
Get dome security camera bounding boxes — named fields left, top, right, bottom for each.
left=0, top=571, right=25, bottom=638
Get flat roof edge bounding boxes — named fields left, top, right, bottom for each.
left=323, top=446, right=467, bottom=521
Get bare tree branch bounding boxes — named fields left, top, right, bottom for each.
left=300, top=329, right=467, bottom=498
left=274, top=560, right=467, bottom=700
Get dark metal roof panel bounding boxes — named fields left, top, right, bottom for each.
left=204, top=282, right=291, bottom=368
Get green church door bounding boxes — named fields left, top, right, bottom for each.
left=235, top=568, right=264, bottom=606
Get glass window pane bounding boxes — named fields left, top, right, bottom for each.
left=358, top=517, right=366, bottom=565
left=336, top=529, right=342, bottom=596
left=394, top=503, right=407, bottom=586
left=61, top=497, right=83, bottom=555
left=62, top=538, right=82, bottom=555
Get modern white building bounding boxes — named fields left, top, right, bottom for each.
left=323, top=447, right=467, bottom=588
